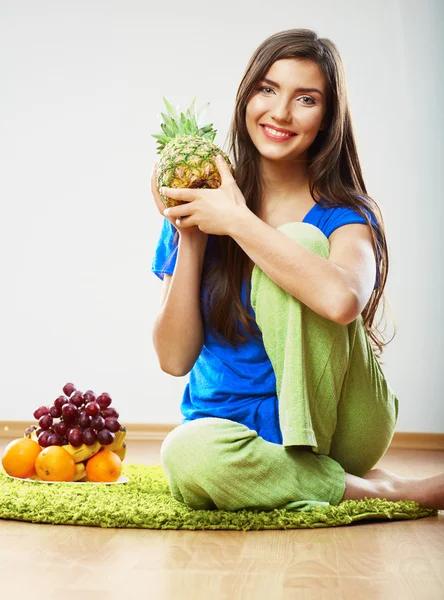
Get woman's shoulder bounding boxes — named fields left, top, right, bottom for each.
left=320, top=202, right=372, bottom=219
left=308, top=197, right=378, bottom=237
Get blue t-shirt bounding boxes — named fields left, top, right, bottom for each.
left=152, top=201, right=379, bottom=445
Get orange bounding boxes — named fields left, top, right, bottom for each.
left=35, top=446, right=76, bottom=482
left=86, top=449, right=122, bottom=482
left=1, top=438, right=42, bottom=479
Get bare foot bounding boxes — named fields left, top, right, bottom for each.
left=419, top=473, right=444, bottom=510
left=363, top=468, right=413, bottom=486
left=363, top=468, right=444, bottom=510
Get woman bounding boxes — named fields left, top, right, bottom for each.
left=151, top=29, right=443, bottom=511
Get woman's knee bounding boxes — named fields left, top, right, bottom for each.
left=160, top=417, right=250, bottom=477
left=277, top=222, right=330, bottom=259
left=160, top=418, right=259, bottom=510
left=160, top=419, right=203, bottom=473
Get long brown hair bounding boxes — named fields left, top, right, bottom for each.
left=169, top=29, right=396, bottom=360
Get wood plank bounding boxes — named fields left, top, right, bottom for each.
left=1, top=421, right=444, bottom=450
left=0, top=443, right=443, bottom=600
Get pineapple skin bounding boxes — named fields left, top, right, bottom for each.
left=156, top=134, right=233, bottom=209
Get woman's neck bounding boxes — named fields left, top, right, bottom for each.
left=259, top=156, right=316, bottom=207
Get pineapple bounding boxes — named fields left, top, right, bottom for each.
left=152, top=97, right=233, bottom=209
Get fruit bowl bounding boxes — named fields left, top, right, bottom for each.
left=4, top=473, right=129, bottom=485
left=2, top=382, right=128, bottom=484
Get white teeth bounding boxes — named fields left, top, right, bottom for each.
left=263, top=126, right=294, bottom=138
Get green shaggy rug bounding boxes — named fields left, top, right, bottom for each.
left=0, top=463, right=437, bottom=530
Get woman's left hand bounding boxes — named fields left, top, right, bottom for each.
left=160, top=155, right=248, bottom=236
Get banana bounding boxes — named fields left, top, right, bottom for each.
left=113, top=442, right=126, bottom=461
left=24, top=424, right=127, bottom=466
left=62, top=440, right=101, bottom=463
left=107, top=427, right=127, bottom=452
left=73, top=462, right=87, bottom=482
left=24, top=425, right=39, bottom=443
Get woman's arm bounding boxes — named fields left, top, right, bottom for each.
left=157, top=164, right=352, bottom=324
left=152, top=233, right=208, bottom=377
left=228, top=207, right=374, bottom=325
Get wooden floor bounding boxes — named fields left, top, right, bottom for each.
left=1, top=438, right=443, bottom=600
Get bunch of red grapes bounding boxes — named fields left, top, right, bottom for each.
left=32, top=383, right=121, bottom=448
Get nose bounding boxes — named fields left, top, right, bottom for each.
left=270, top=99, right=292, bottom=123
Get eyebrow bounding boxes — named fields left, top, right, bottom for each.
left=260, top=77, right=324, bottom=97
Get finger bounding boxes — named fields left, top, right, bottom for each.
left=164, top=202, right=195, bottom=219
left=215, top=155, right=235, bottom=184
left=174, top=215, right=195, bottom=228
left=159, top=186, right=197, bottom=203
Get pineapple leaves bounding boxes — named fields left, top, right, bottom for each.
left=198, top=123, right=217, bottom=141
left=183, top=121, right=193, bottom=135
left=162, top=97, right=177, bottom=118
left=161, top=122, right=177, bottom=139
left=152, top=97, right=218, bottom=148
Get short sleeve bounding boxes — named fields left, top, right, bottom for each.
left=151, top=219, right=178, bottom=281
left=323, top=206, right=378, bottom=238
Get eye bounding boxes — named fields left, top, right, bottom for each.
left=300, top=96, right=315, bottom=105
left=258, top=86, right=274, bottom=94
left=257, top=87, right=316, bottom=105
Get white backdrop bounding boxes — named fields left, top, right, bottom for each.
left=1, top=0, right=443, bottom=432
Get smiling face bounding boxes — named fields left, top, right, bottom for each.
left=245, top=58, right=328, bottom=164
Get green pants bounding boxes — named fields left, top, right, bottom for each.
left=160, top=223, right=399, bottom=511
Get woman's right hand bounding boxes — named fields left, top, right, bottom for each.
left=151, top=162, right=209, bottom=244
